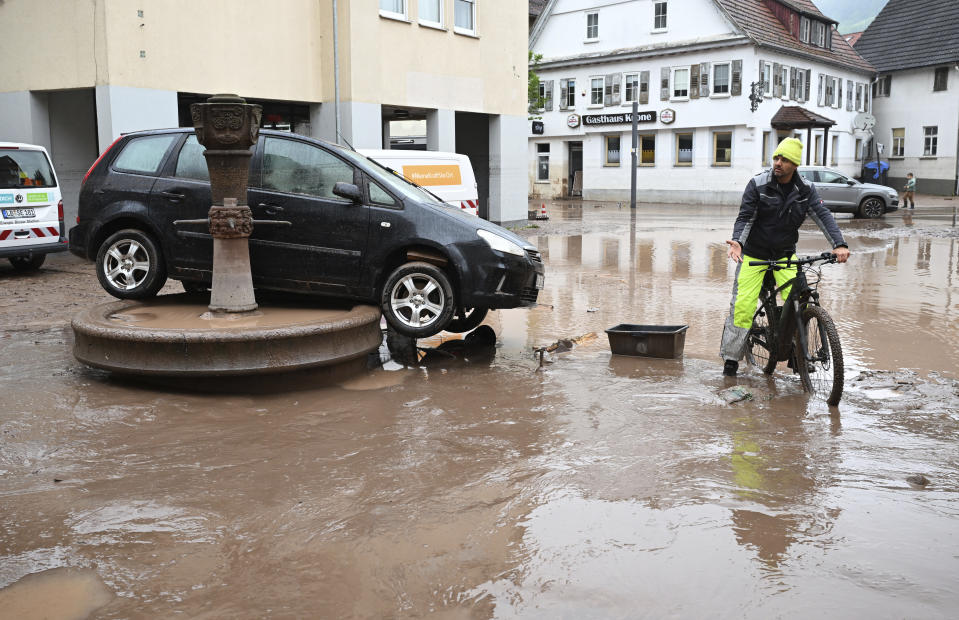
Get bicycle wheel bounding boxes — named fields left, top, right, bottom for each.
left=800, top=305, right=844, bottom=406
left=748, top=299, right=778, bottom=374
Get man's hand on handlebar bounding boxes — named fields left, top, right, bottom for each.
left=726, top=240, right=742, bottom=263
left=833, top=246, right=850, bottom=263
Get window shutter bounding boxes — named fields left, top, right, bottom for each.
left=846, top=80, right=853, bottom=111
left=699, top=62, right=710, bottom=97
left=604, top=75, right=613, bottom=106
left=661, top=67, right=670, bottom=101
left=611, top=73, right=622, bottom=105
left=690, top=64, right=700, bottom=99
left=559, top=80, right=568, bottom=111
left=772, top=62, right=781, bottom=97
left=836, top=78, right=842, bottom=109
left=789, top=68, right=796, bottom=100
left=640, top=71, right=649, bottom=104
left=817, top=74, right=824, bottom=106
left=544, top=80, right=554, bottom=111
left=804, top=70, right=811, bottom=102
left=731, top=59, right=742, bottom=96
left=759, top=59, right=765, bottom=90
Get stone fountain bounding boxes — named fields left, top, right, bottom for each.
left=71, top=94, right=382, bottom=378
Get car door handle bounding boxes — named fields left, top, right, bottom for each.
left=160, top=191, right=185, bottom=201
left=258, top=203, right=284, bottom=215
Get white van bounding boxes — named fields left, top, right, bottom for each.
left=0, top=142, right=67, bottom=271
left=359, top=149, right=479, bottom=217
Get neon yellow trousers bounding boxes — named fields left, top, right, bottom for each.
left=720, top=254, right=796, bottom=361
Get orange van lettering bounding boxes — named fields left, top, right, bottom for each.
left=401, top=165, right=462, bottom=187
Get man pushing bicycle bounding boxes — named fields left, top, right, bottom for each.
left=720, top=137, right=850, bottom=377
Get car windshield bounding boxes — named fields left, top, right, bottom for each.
left=334, top=147, right=445, bottom=205
left=0, top=150, right=56, bottom=189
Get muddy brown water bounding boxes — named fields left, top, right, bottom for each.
left=1, top=204, right=958, bottom=618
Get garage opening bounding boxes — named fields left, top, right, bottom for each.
left=455, top=112, right=490, bottom=219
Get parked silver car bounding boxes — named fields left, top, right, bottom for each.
left=797, top=166, right=898, bottom=219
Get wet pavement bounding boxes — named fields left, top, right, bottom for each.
left=2, top=203, right=959, bottom=618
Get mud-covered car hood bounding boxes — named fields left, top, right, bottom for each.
left=424, top=201, right=535, bottom=250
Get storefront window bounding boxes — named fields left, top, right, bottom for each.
left=640, top=134, right=655, bottom=165
left=605, top=135, right=621, bottom=166
left=713, top=132, right=731, bottom=166
left=537, top=143, right=550, bottom=181
left=675, top=133, right=692, bottom=165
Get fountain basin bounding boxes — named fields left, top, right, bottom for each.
left=72, top=295, right=382, bottom=377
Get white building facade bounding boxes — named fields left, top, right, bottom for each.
left=528, top=0, right=875, bottom=205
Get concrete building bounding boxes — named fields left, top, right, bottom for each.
left=0, top=0, right=529, bottom=223
left=854, top=0, right=959, bottom=196
left=528, top=0, right=875, bottom=205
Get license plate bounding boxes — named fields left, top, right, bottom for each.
left=535, top=274, right=544, bottom=289
left=2, top=208, right=35, bottom=218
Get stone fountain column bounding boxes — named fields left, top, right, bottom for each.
left=190, top=94, right=262, bottom=313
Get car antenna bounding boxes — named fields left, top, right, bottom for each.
left=337, top=132, right=356, bottom=152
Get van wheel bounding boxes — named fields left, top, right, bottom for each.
left=381, top=261, right=455, bottom=338
left=9, top=254, right=45, bottom=272
left=96, top=229, right=167, bottom=299
left=446, top=307, right=489, bottom=333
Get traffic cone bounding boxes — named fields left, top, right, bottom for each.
left=538, top=203, right=549, bottom=220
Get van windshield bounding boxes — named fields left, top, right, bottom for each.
left=0, top=150, right=56, bottom=189
left=336, top=148, right=445, bottom=205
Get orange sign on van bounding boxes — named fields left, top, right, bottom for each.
left=401, top=165, right=461, bottom=187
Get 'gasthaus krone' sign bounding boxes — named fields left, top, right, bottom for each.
left=583, top=110, right=656, bottom=126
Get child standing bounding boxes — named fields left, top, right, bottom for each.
left=902, top=172, right=916, bottom=209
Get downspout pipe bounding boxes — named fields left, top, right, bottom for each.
left=333, top=0, right=341, bottom=145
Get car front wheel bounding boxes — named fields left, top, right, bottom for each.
left=381, top=261, right=455, bottom=338
left=96, top=229, right=167, bottom=299
left=859, top=197, right=885, bottom=219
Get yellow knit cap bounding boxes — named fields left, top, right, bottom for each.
left=773, top=137, right=803, bottom=165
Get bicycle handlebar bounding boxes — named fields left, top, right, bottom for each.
left=748, top=252, right=837, bottom=268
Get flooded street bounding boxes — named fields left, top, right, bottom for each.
left=2, top=203, right=959, bottom=618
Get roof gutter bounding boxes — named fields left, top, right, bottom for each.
left=535, top=36, right=751, bottom=70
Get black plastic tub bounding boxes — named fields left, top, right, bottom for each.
left=605, top=324, right=689, bottom=359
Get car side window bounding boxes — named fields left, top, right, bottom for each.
left=368, top=179, right=397, bottom=207
left=262, top=137, right=354, bottom=199
left=819, top=171, right=844, bottom=184
left=174, top=135, right=209, bottom=181
left=798, top=169, right=817, bottom=183
left=113, top=134, right=177, bottom=175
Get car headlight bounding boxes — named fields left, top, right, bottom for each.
left=477, top=229, right=525, bottom=256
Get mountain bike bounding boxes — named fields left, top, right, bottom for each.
left=745, top=252, right=844, bottom=405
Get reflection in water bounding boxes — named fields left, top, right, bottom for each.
left=567, top=235, right=582, bottom=263
left=636, top=240, right=653, bottom=274
left=602, top=238, right=619, bottom=269
left=671, top=241, right=691, bottom=277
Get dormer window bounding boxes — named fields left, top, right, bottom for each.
left=799, top=17, right=810, bottom=43
left=815, top=22, right=826, bottom=47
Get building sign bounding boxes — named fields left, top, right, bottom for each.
left=660, top=108, right=675, bottom=124
left=582, top=111, right=656, bottom=126
left=531, top=121, right=544, bottom=134
left=567, top=114, right=581, bottom=128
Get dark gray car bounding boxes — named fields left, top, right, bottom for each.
left=798, top=166, right=899, bottom=218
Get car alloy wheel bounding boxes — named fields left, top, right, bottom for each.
left=859, top=197, right=884, bottom=219
left=96, top=229, right=167, bottom=299
left=382, top=261, right=455, bottom=338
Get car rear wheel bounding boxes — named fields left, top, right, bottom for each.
left=96, top=229, right=167, bottom=299
left=381, top=261, right=455, bottom=338
left=445, top=307, right=489, bottom=333
left=9, top=254, right=45, bottom=272
left=859, top=197, right=885, bottom=219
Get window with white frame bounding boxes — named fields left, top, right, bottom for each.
left=780, top=66, right=788, bottom=99
left=672, top=67, right=689, bottom=99
left=824, top=78, right=834, bottom=106
left=763, top=62, right=773, bottom=96
left=640, top=134, right=655, bottom=165
left=814, top=134, right=822, bottom=164
left=536, top=144, right=550, bottom=182
left=564, top=78, right=576, bottom=108
left=590, top=77, right=604, bottom=105
left=418, top=0, right=442, bottom=26
left=762, top=132, right=770, bottom=166
left=855, top=83, right=863, bottom=111
left=934, top=67, right=949, bottom=92
left=676, top=132, right=693, bottom=165
left=605, top=135, right=621, bottom=166
left=586, top=12, right=599, bottom=40
left=815, top=22, right=826, bottom=47
left=380, top=0, right=407, bottom=19
left=713, top=131, right=732, bottom=166
left=892, top=128, right=905, bottom=157
left=875, top=74, right=891, bottom=97
left=713, top=63, right=730, bottom=95
left=799, top=17, right=810, bottom=43
left=832, top=77, right=841, bottom=108
left=537, top=82, right=547, bottom=111
left=624, top=73, right=639, bottom=103
left=830, top=135, right=838, bottom=165
left=454, top=0, right=475, bottom=34
left=653, top=1, right=667, bottom=30
left=796, top=69, right=807, bottom=101
left=924, top=126, right=938, bottom=156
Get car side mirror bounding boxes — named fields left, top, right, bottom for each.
left=846, top=179, right=856, bottom=186
left=332, top=182, right=362, bottom=202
